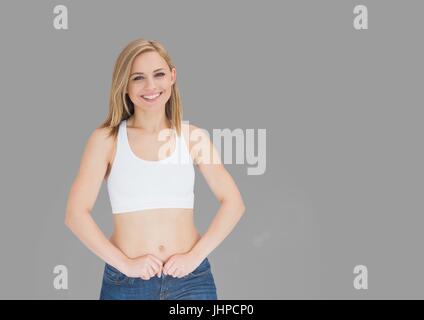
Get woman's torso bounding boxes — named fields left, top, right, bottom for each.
left=106, top=119, right=199, bottom=262
left=109, top=208, right=200, bottom=261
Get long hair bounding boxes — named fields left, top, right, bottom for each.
left=98, top=38, right=183, bottom=138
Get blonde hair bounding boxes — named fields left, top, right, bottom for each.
left=98, top=38, right=183, bottom=139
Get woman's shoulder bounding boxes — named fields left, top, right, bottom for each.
left=182, top=121, right=203, bottom=136
left=181, top=121, right=204, bottom=144
left=184, top=122, right=212, bottom=142
left=182, top=121, right=217, bottom=166
left=90, top=126, right=116, bottom=146
left=87, top=126, right=117, bottom=166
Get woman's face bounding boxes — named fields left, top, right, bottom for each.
left=126, top=51, right=176, bottom=110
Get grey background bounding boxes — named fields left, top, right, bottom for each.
left=0, top=0, right=422, bottom=299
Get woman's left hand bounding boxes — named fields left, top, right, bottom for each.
left=163, top=252, right=201, bottom=278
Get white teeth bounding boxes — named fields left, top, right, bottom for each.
left=142, top=92, right=161, bottom=100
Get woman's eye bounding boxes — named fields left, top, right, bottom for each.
left=133, top=73, right=165, bottom=81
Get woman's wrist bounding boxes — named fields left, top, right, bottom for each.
left=115, top=256, right=131, bottom=274
left=187, top=247, right=206, bottom=264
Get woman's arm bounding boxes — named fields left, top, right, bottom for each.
left=64, top=128, right=130, bottom=272
left=187, top=125, right=246, bottom=262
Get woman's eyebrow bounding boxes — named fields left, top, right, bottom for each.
left=130, top=68, right=165, bottom=76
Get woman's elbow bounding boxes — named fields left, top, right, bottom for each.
left=64, top=211, right=76, bottom=229
left=235, top=190, right=246, bottom=214
left=238, top=200, right=246, bottom=215
left=64, top=208, right=89, bottom=229
left=222, top=194, right=245, bottom=215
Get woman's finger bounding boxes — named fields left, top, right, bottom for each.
left=164, top=260, right=174, bottom=275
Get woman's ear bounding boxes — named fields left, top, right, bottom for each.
left=171, top=67, right=177, bottom=85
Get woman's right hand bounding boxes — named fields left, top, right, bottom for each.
left=123, top=254, right=163, bottom=280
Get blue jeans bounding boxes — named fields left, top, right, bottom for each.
left=99, top=257, right=218, bottom=300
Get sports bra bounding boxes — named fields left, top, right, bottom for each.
left=106, top=119, right=195, bottom=214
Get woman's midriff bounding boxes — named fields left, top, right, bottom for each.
left=109, top=208, right=201, bottom=263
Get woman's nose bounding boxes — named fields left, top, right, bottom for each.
left=144, top=77, right=157, bottom=90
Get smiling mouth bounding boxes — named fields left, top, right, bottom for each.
left=140, top=91, right=163, bottom=102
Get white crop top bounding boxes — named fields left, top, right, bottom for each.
left=107, top=119, right=195, bottom=214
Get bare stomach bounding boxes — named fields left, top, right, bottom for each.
left=109, top=208, right=201, bottom=263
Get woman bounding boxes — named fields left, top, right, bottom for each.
left=64, top=38, right=245, bottom=300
